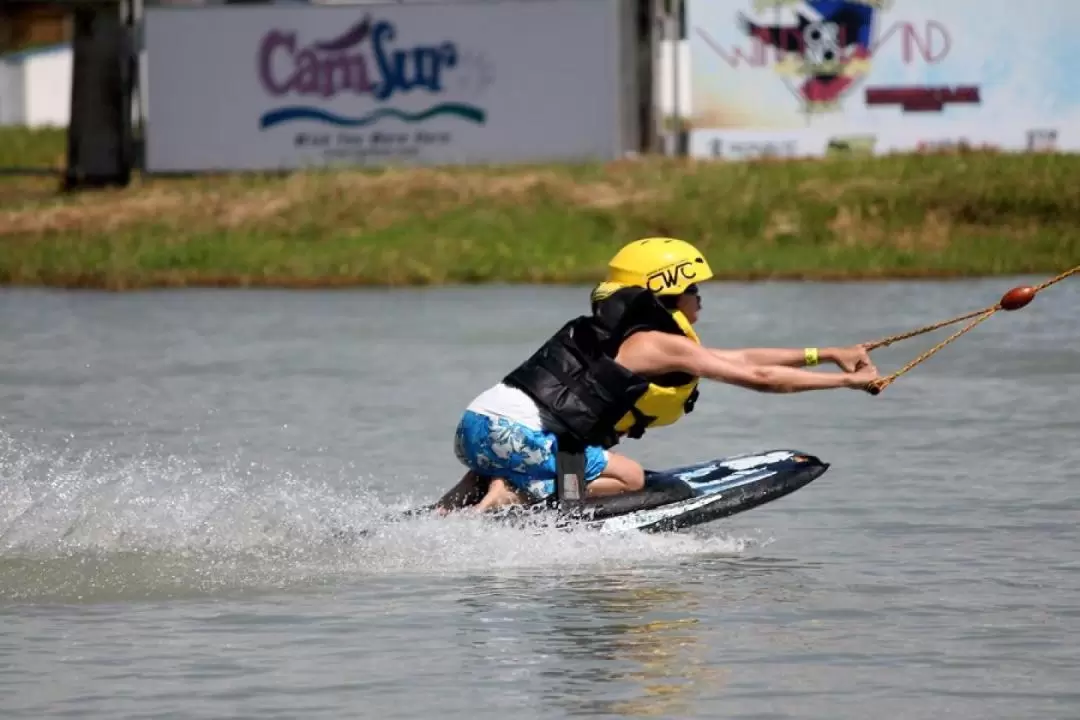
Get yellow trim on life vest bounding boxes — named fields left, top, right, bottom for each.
left=671, top=309, right=700, bottom=345
left=613, top=309, right=701, bottom=435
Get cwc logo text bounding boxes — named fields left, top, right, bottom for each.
left=646, top=261, right=701, bottom=292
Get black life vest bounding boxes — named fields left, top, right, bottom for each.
left=502, top=285, right=698, bottom=449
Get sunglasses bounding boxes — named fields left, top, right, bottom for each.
left=660, top=284, right=701, bottom=309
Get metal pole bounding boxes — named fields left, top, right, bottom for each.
left=658, top=0, right=673, bottom=155
left=645, top=0, right=660, bottom=154
left=670, top=0, right=680, bottom=155
left=675, top=0, right=688, bottom=155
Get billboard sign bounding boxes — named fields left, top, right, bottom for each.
left=145, top=0, right=624, bottom=172
left=686, top=0, right=1080, bottom=158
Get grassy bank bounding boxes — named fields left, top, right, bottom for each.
left=2, top=127, right=1078, bottom=289
left=0, top=126, right=67, bottom=171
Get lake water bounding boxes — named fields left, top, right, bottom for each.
left=1, top=278, right=1078, bottom=720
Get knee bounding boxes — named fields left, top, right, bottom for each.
left=605, top=453, right=645, bottom=491
left=625, top=466, right=646, bottom=492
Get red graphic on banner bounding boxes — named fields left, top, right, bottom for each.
left=865, top=86, right=980, bottom=112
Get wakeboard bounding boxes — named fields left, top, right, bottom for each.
left=353, top=449, right=828, bottom=537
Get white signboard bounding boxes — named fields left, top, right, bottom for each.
left=686, top=0, right=1080, bottom=159
left=145, top=0, right=623, bottom=172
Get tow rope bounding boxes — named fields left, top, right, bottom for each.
left=861, top=265, right=1079, bottom=395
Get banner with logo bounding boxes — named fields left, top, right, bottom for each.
left=144, top=1, right=623, bottom=172
left=685, top=0, right=1080, bottom=159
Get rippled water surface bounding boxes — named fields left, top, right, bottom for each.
left=1, top=278, right=1078, bottom=719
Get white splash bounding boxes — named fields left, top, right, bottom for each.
left=0, top=432, right=756, bottom=603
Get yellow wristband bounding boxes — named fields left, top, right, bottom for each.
left=804, top=347, right=819, bottom=367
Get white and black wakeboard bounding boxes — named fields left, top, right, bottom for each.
left=510, top=448, right=827, bottom=533
left=356, top=449, right=828, bottom=537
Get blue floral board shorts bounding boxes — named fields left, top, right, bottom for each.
left=453, top=410, right=609, bottom=499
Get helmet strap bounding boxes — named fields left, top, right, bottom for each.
left=658, top=294, right=681, bottom=310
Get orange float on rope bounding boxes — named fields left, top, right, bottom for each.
left=1000, top=286, right=1036, bottom=311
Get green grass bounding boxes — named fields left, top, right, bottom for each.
left=0, top=126, right=66, bottom=169
left=2, top=127, right=1078, bottom=289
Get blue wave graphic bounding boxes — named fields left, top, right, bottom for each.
left=259, top=103, right=486, bottom=129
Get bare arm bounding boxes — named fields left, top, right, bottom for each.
left=711, top=346, right=844, bottom=367
left=618, top=332, right=876, bottom=394
left=710, top=347, right=810, bottom=367
left=712, top=344, right=873, bottom=373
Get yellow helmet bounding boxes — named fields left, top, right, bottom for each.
left=605, top=237, right=714, bottom=295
